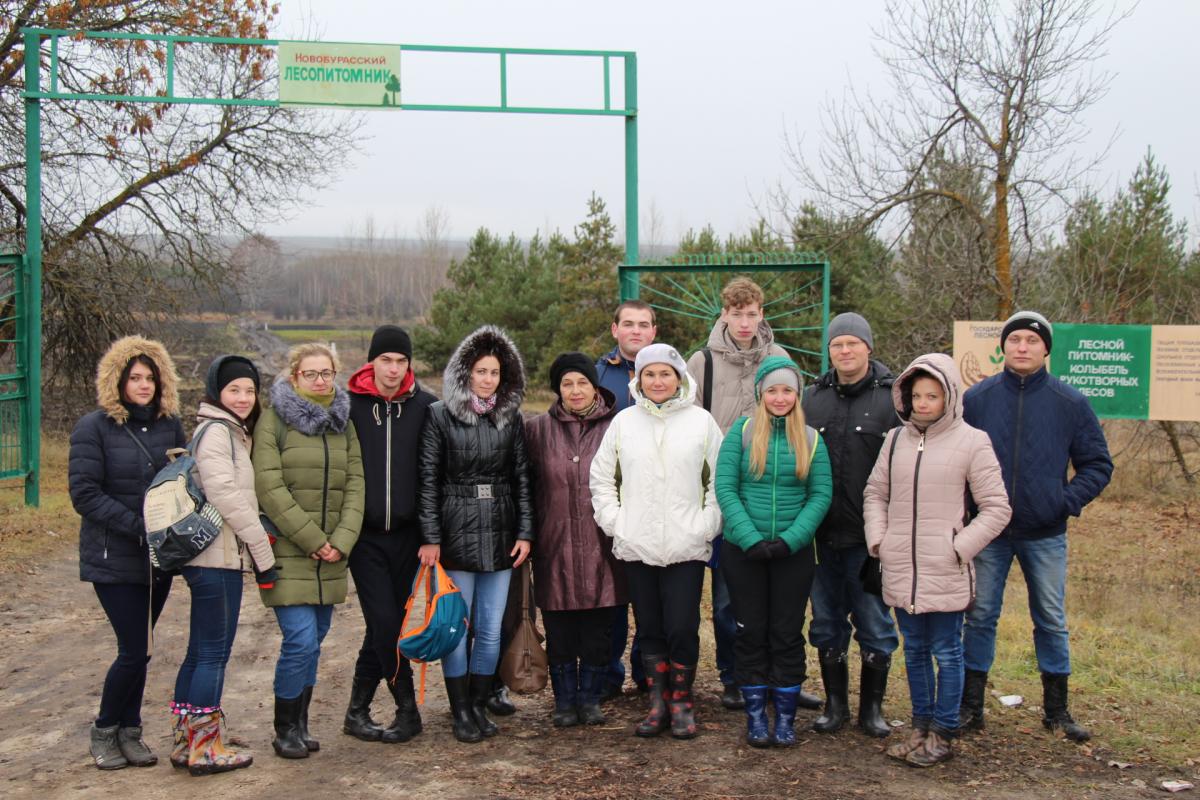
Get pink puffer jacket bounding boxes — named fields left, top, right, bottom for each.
left=863, top=353, right=1010, bottom=614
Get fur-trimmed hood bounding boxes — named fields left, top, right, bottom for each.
left=442, top=325, right=526, bottom=428
left=268, top=375, right=351, bottom=435
left=94, top=335, right=180, bottom=424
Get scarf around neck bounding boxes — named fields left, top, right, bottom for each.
left=471, top=393, right=498, bottom=415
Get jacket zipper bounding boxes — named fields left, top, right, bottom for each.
left=770, top=424, right=779, bottom=539
left=319, top=433, right=330, bottom=606
left=1010, top=375, right=1025, bottom=508
left=385, top=400, right=393, bottom=532
left=909, top=432, right=926, bottom=613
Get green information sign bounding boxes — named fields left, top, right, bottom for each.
left=1050, top=323, right=1151, bottom=419
left=279, top=41, right=402, bottom=108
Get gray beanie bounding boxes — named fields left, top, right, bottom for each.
left=635, top=342, right=689, bottom=381
left=1000, top=310, right=1053, bottom=353
left=827, top=312, right=874, bottom=351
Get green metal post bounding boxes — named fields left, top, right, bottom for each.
left=821, top=258, right=830, bottom=374
left=621, top=53, right=639, bottom=301
left=23, top=29, right=42, bottom=506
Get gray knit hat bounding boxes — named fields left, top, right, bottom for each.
left=827, top=312, right=874, bottom=351
left=635, top=342, right=688, bottom=381
left=1000, top=310, right=1053, bottom=353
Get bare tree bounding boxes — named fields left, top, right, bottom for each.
left=783, top=0, right=1128, bottom=318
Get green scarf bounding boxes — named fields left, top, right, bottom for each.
left=297, top=386, right=334, bottom=408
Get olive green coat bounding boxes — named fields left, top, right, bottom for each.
left=253, top=379, right=364, bottom=607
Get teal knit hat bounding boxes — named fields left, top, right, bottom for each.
left=754, top=355, right=803, bottom=400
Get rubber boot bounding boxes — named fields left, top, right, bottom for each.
left=812, top=649, right=850, bottom=733
left=116, top=725, right=158, bottom=767
left=342, top=677, right=384, bottom=742
left=549, top=662, right=581, bottom=728
left=886, top=723, right=929, bottom=760
left=635, top=654, right=671, bottom=738
left=187, top=710, right=254, bottom=776
left=858, top=651, right=892, bottom=738
left=959, top=669, right=988, bottom=731
left=486, top=679, right=517, bottom=716
left=271, top=695, right=309, bottom=759
left=1041, top=672, right=1091, bottom=743
left=771, top=686, right=802, bottom=747
left=298, top=685, right=319, bottom=751
left=577, top=664, right=608, bottom=725
left=668, top=662, right=699, bottom=740
left=89, top=723, right=128, bottom=770
left=905, top=728, right=953, bottom=767
left=382, top=676, right=422, bottom=743
left=796, top=683, right=823, bottom=711
left=444, top=675, right=482, bottom=744
left=741, top=686, right=771, bottom=748
left=469, top=674, right=499, bottom=738
left=169, top=705, right=190, bottom=769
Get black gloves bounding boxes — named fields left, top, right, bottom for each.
left=746, top=540, right=792, bottom=560
left=254, top=566, right=278, bottom=589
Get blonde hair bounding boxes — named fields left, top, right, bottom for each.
left=721, top=276, right=765, bottom=310
left=287, top=342, right=340, bottom=377
left=747, top=395, right=810, bottom=480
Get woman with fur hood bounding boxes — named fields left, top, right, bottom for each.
left=589, top=343, right=725, bottom=740
left=417, top=325, right=534, bottom=744
left=863, top=353, right=1011, bottom=767
left=252, top=343, right=364, bottom=760
left=69, top=335, right=186, bottom=770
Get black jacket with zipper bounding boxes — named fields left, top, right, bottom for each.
left=348, top=364, right=438, bottom=535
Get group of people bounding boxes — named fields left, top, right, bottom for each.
left=71, top=275, right=1112, bottom=775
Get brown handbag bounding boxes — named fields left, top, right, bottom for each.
left=498, top=562, right=548, bottom=694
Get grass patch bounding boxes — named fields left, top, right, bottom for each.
left=268, top=327, right=374, bottom=346
left=0, top=437, right=79, bottom=570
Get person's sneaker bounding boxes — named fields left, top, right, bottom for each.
left=905, top=730, right=953, bottom=767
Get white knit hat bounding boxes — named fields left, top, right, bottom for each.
left=634, top=343, right=688, bottom=380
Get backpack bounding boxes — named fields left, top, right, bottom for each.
left=140, top=421, right=236, bottom=572
left=396, top=561, right=470, bottom=703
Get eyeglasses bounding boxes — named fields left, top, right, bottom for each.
left=298, top=370, right=336, bottom=382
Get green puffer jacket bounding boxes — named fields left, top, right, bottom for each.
left=715, top=414, right=833, bottom=553
left=253, top=379, right=365, bottom=607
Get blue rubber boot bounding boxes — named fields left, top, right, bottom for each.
left=772, top=686, right=801, bottom=747
left=548, top=662, right=580, bottom=728
left=741, top=685, right=771, bottom=748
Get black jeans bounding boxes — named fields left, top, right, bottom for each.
left=349, top=529, right=420, bottom=684
left=542, top=607, right=616, bottom=666
left=93, top=577, right=172, bottom=727
left=721, top=539, right=815, bottom=687
left=623, top=560, right=705, bottom=666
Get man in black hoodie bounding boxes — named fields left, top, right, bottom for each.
left=343, top=325, right=438, bottom=744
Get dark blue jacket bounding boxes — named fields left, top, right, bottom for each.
left=70, top=404, right=186, bottom=584
left=595, top=346, right=638, bottom=413
left=963, top=367, right=1112, bottom=540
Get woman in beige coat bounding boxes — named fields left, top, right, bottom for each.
left=863, top=353, right=1010, bottom=767
left=171, top=355, right=277, bottom=776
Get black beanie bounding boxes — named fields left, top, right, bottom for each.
left=368, top=325, right=413, bottom=361
left=1000, top=311, right=1053, bottom=354
left=549, top=352, right=599, bottom=397
left=208, top=355, right=260, bottom=397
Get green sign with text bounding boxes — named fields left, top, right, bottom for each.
left=279, top=42, right=402, bottom=108
left=1049, top=324, right=1151, bottom=419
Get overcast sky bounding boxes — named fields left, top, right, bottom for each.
left=266, top=1, right=1200, bottom=251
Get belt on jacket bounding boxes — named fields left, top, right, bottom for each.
left=443, top=483, right=511, bottom=499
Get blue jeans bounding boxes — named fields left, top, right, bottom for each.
left=963, top=533, right=1070, bottom=675
left=443, top=569, right=512, bottom=678
left=809, top=542, right=899, bottom=656
left=711, top=564, right=736, bottom=685
left=93, top=577, right=172, bottom=727
left=174, top=567, right=243, bottom=709
left=273, top=604, right=334, bottom=699
left=607, top=606, right=645, bottom=689
left=896, top=609, right=964, bottom=736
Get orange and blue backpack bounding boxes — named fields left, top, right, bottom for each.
left=395, top=561, right=469, bottom=702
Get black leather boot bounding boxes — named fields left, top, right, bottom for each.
left=1041, top=672, right=1090, bottom=742
left=272, top=695, right=310, bottom=759
left=382, top=676, right=422, bottom=743
left=812, top=649, right=850, bottom=733
left=668, top=662, right=699, bottom=740
left=959, top=669, right=988, bottom=731
left=469, top=674, right=499, bottom=737
left=298, top=685, right=319, bottom=751
left=858, top=651, right=892, bottom=738
left=486, top=679, right=517, bottom=716
left=444, top=675, right=482, bottom=744
left=342, top=677, right=384, bottom=742
left=635, top=654, right=671, bottom=738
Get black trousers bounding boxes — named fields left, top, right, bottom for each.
left=623, top=560, right=705, bottom=666
left=721, top=539, right=815, bottom=687
left=349, top=529, right=420, bottom=685
left=93, top=577, right=172, bottom=727
left=541, top=607, right=616, bottom=666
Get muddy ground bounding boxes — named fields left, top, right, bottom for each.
left=0, top=548, right=1189, bottom=800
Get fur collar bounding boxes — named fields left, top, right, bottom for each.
left=441, top=325, right=526, bottom=429
left=94, top=335, right=180, bottom=424
left=268, top=376, right=351, bottom=435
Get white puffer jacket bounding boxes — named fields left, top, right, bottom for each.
left=589, top=372, right=724, bottom=567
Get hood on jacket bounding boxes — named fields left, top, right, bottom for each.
left=705, top=319, right=778, bottom=365
left=268, top=374, right=352, bottom=435
left=442, top=325, right=526, bottom=429
left=892, top=353, right=963, bottom=435
left=628, top=364, right=697, bottom=417
left=348, top=362, right=417, bottom=401
left=95, top=335, right=180, bottom=424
